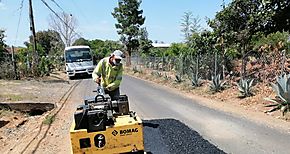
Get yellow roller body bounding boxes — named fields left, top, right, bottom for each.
left=70, top=115, right=144, bottom=154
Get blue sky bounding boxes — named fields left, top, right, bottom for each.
left=0, top=0, right=231, bottom=47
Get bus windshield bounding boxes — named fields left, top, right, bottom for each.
left=65, top=48, right=92, bottom=62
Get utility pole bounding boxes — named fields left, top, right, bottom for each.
left=11, top=46, right=18, bottom=79
left=29, top=0, right=38, bottom=75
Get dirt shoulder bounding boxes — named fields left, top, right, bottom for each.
left=125, top=67, right=290, bottom=133
left=0, top=71, right=75, bottom=153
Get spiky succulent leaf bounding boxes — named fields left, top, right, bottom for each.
left=210, top=74, right=226, bottom=92
left=248, top=79, right=254, bottom=88
left=287, top=77, right=290, bottom=101
left=265, top=104, right=280, bottom=107
left=265, top=74, right=290, bottom=115
left=237, top=78, right=254, bottom=97
left=270, top=82, right=282, bottom=99
left=163, top=73, right=170, bottom=80
left=266, top=105, right=282, bottom=113
left=175, top=74, right=182, bottom=83
left=281, top=106, right=288, bottom=116
left=191, top=73, right=202, bottom=87
left=156, top=72, right=162, bottom=77
left=220, top=80, right=227, bottom=87
left=236, top=82, right=245, bottom=92
left=264, top=97, right=280, bottom=104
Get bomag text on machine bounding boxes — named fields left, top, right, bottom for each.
left=70, top=86, right=145, bottom=154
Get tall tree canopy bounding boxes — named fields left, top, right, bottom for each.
left=0, top=29, right=5, bottom=51
left=210, top=0, right=290, bottom=39
left=0, top=29, right=7, bottom=62
left=112, top=0, right=145, bottom=65
left=30, top=30, right=64, bottom=55
left=72, top=37, right=90, bottom=46
left=138, top=27, right=152, bottom=54
left=263, top=0, right=290, bottom=33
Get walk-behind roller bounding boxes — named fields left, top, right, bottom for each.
left=70, top=86, right=144, bottom=154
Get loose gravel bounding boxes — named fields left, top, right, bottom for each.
left=143, top=119, right=226, bottom=154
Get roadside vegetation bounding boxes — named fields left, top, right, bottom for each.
left=1, top=0, right=290, bottom=118
left=0, top=30, right=122, bottom=80
left=124, top=0, right=290, bottom=119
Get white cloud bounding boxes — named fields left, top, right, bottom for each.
left=0, top=2, right=7, bottom=10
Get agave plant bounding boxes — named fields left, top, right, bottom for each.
left=175, top=74, right=182, bottom=83
left=155, top=71, right=162, bottom=77
left=132, top=66, right=139, bottom=73
left=209, top=74, right=226, bottom=93
left=191, top=73, right=202, bottom=87
left=265, top=74, right=290, bottom=116
left=164, top=73, right=171, bottom=81
left=237, top=78, right=255, bottom=98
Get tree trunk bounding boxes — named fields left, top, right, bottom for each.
left=126, top=48, right=132, bottom=66
left=214, top=51, right=217, bottom=77
left=196, top=52, right=199, bottom=77
left=241, top=45, right=247, bottom=79
left=222, top=46, right=225, bottom=79
left=280, top=49, right=286, bottom=75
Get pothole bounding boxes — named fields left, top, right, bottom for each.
left=28, top=109, right=46, bottom=116
left=0, top=120, right=10, bottom=128
left=0, top=102, right=55, bottom=116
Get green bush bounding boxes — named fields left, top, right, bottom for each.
left=0, top=59, right=15, bottom=79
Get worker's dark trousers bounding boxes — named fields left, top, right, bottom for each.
left=105, top=87, right=120, bottom=101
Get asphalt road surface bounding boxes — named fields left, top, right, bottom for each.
left=121, top=75, right=290, bottom=154
left=23, top=75, right=290, bottom=154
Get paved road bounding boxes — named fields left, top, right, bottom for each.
left=121, top=75, right=290, bottom=154
left=29, top=75, right=290, bottom=154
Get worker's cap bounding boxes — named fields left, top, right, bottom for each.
left=112, top=50, right=125, bottom=59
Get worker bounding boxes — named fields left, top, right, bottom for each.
left=92, top=50, right=125, bottom=100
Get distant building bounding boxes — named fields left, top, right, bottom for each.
left=152, top=43, right=171, bottom=48
left=5, top=47, right=22, bottom=55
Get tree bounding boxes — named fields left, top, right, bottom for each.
left=112, top=0, right=145, bottom=65
left=30, top=30, right=64, bottom=55
left=209, top=0, right=264, bottom=78
left=89, top=39, right=123, bottom=60
left=0, top=29, right=7, bottom=63
left=262, top=0, right=290, bottom=34
left=49, top=12, right=79, bottom=47
left=73, top=37, right=90, bottom=46
left=138, top=27, right=152, bottom=54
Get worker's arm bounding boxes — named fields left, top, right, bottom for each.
left=92, top=59, right=103, bottom=83
left=106, top=65, right=123, bottom=91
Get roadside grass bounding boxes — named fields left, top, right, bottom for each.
left=0, top=107, right=12, bottom=118
left=43, top=115, right=55, bottom=125
left=0, top=94, right=23, bottom=101
left=0, top=92, right=39, bottom=102
left=125, top=66, right=290, bottom=121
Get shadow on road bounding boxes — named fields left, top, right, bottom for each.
left=69, top=74, right=92, bottom=80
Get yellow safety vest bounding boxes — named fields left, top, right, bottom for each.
left=92, top=57, right=123, bottom=91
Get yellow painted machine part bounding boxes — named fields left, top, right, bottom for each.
left=70, top=115, right=144, bottom=154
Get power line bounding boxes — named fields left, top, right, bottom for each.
left=40, top=0, right=82, bottom=38
left=71, top=0, right=90, bottom=24
left=50, top=0, right=65, bottom=12
left=14, top=0, right=24, bottom=46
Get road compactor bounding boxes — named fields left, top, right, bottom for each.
left=70, top=86, right=144, bottom=154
